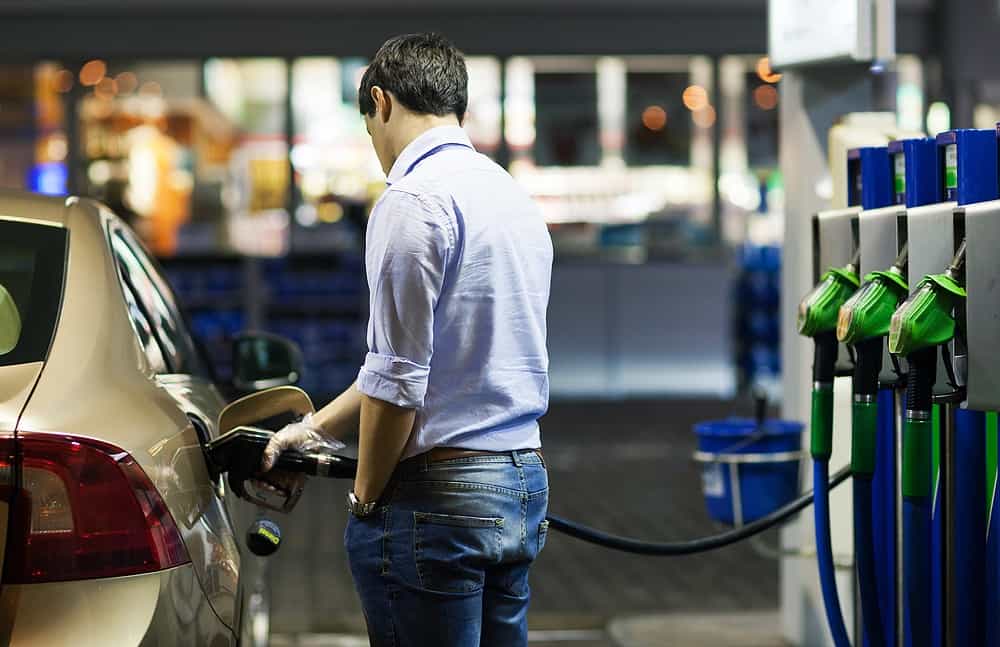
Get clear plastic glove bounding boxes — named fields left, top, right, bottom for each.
left=259, top=413, right=346, bottom=473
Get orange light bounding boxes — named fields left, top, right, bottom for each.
left=94, top=77, right=118, bottom=100
left=115, top=72, right=138, bottom=94
left=692, top=105, right=717, bottom=129
left=641, top=105, right=668, bottom=131
left=753, top=84, right=779, bottom=110
left=55, top=69, right=74, bottom=93
left=682, top=85, right=708, bottom=111
left=756, top=57, right=782, bottom=84
left=79, top=60, right=106, bottom=87
left=139, top=81, right=163, bottom=97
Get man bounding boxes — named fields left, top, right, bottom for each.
left=261, top=33, right=554, bottom=647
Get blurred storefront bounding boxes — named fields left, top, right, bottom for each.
left=0, top=48, right=926, bottom=399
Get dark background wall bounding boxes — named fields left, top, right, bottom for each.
left=0, top=0, right=933, bottom=59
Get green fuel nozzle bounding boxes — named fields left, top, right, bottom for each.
left=799, top=253, right=859, bottom=463
left=798, top=256, right=861, bottom=339
left=888, top=240, right=967, bottom=357
left=837, top=245, right=909, bottom=345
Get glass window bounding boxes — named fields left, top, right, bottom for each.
left=746, top=72, right=779, bottom=169
left=119, top=273, right=170, bottom=374
left=624, top=72, right=692, bottom=166
left=205, top=58, right=290, bottom=256
left=0, top=64, right=68, bottom=195
left=533, top=72, right=601, bottom=167
left=111, top=227, right=207, bottom=377
left=289, top=57, right=381, bottom=233
left=464, top=57, right=502, bottom=158
left=0, top=220, right=68, bottom=367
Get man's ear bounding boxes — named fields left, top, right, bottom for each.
left=372, top=87, right=392, bottom=124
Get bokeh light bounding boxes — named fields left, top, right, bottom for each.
left=115, top=72, right=138, bottom=94
left=756, top=57, right=782, bottom=84
left=94, top=77, right=118, bottom=100
left=55, top=69, right=74, bottom=93
left=641, top=105, right=668, bottom=131
left=139, top=81, right=163, bottom=97
left=682, top=85, right=708, bottom=111
left=926, top=102, right=951, bottom=137
left=692, top=105, right=717, bottom=129
left=753, top=85, right=779, bottom=110
left=79, top=60, right=107, bottom=86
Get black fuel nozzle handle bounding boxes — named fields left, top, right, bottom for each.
left=813, top=331, right=839, bottom=385
left=207, top=426, right=359, bottom=509
left=852, top=337, right=883, bottom=398
left=273, top=449, right=358, bottom=479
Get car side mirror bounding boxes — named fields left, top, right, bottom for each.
left=0, top=284, right=22, bottom=355
left=232, top=333, right=303, bottom=393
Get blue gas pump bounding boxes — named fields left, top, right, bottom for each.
left=844, top=145, right=898, bottom=647
left=886, top=136, right=941, bottom=647
left=938, top=128, right=994, bottom=647
left=892, top=129, right=997, bottom=647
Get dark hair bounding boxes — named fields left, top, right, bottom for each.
left=358, top=33, right=468, bottom=119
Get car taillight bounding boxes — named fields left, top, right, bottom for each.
left=2, top=433, right=189, bottom=584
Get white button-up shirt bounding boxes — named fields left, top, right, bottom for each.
left=356, top=125, right=553, bottom=459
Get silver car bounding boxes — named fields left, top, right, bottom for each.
left=0, top=190, right=304, bottom=646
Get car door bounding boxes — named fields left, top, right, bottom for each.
left=107, top=224, right=244, bottom=633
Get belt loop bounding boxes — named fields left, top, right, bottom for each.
left=420, top=452, right=430, bottom=473
left=511, top=450, right=522, bottom=467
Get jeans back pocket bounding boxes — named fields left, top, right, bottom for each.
left=413, top=512, right=503, bottom=593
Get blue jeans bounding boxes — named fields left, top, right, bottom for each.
left=345, top=449, right=549, bottom=647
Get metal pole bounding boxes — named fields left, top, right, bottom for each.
left=284, top=58, right=297, bottom=224
left=943, top=401, right=955, bottom=647
left=710, top=56, right=722, bottom=246
left=895, top=388, right=905, bottom=647
left=63, top=60, right=83, bottom=196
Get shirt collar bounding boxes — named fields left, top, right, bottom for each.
left=386, top=125, right=474, bottom=185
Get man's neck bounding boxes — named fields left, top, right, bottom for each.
left=390, top=114, right=461, bottom=162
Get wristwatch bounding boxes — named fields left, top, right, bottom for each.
left=347, top=491, right=378, bottom=518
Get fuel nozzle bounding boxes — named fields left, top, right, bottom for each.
left=798, top=254, right=861, bottom=339
left=837, top=245, right=909, bottom=345
left=888, top=240, right=967, bottom=357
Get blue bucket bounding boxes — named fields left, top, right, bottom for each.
left=693, top=418, right=804, bottom=525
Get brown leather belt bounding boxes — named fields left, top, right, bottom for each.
left=419, top=447, right=543, bottom=463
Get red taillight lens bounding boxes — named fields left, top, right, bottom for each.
left=2, top=434, right=189, bottom=583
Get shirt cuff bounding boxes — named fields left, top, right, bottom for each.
left=356, top=352, right=430, bottom=408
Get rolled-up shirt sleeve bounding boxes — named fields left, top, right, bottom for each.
left=357, top=189, right=452, bottom=408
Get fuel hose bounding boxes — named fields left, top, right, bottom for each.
left=901, top=347, right=935, bottom=647
left=280, top=445, right=853, bottom=557
left=811, top=330, right=852, bottom=647
left=545, top=465, right=851, bottom=555
left=851, top=338, right=888, bottom=647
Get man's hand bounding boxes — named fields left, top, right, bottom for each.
left=260, top=413, right=344, bottom=472
left=254, top=413, right=346, bottom=510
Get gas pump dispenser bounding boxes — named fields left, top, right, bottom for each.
left=890, top=128, right=998, bottom=647
left=797, top=165, right=862, bottom=647
left=837, top=139, right=939, bottom=647
left=946, top=124, right=1000, bottom=647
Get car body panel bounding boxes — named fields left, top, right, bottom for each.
left=0, top=192, right=69, bottom=229
left=152, top=374, right=241, bottom=628
left=0, top=363, right=42, bottom=433
left=3, top=193, right=242, bottom=641
left=1, top=565, right=233, bottom=647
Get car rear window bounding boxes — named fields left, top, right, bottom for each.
left=0, top=220, right=68, bottom=367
